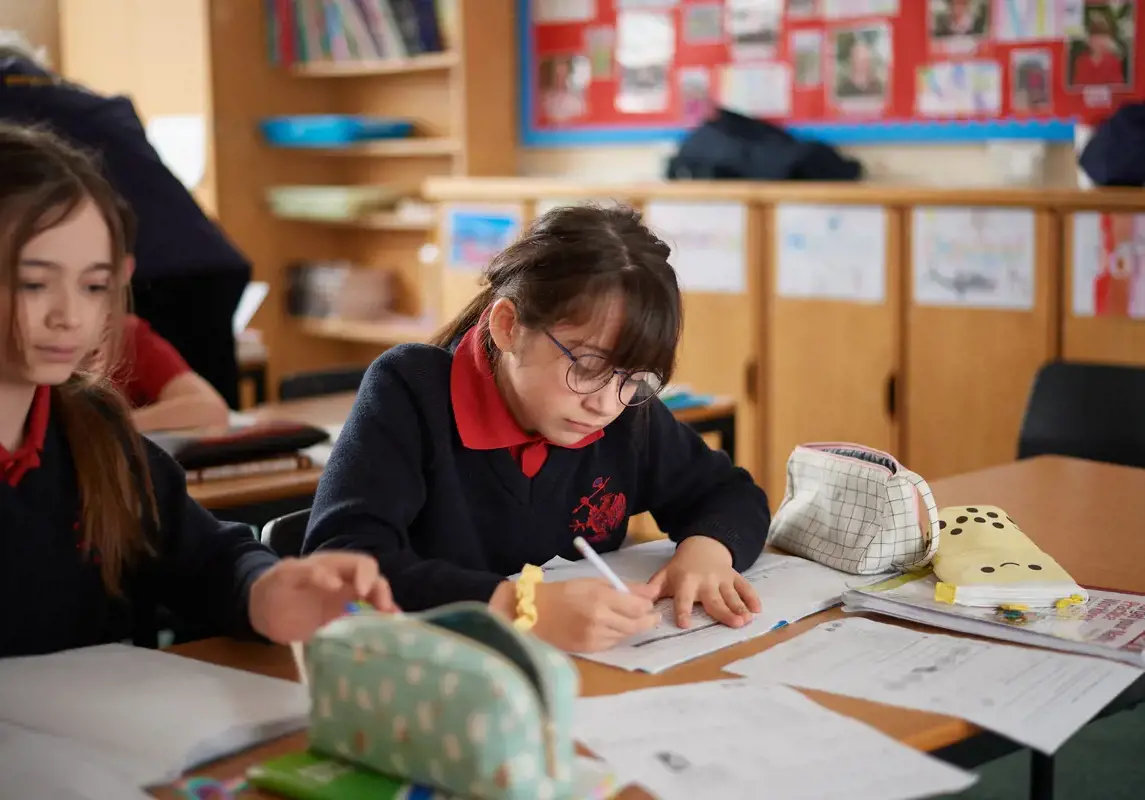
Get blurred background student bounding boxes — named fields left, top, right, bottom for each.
left=0, top=33, right=251, bottom=409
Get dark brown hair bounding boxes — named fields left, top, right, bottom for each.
left=430, top=204, right=683, bottom=383
left=0, top=123, right=156, bottom=595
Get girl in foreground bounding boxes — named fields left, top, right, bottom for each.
left=0, top=124, right=396, bottom=658
left=304, top=204, right=772, bottom=652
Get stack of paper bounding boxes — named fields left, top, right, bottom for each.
left=726, top=617, right=1145, bottom=754
left=0, top=644, right=309, bottom=791
left=535, top=540, right=882, bottom=673
left=575, top=680, right=977, bottom=800
left=843, top=572, right=1145, bottom=667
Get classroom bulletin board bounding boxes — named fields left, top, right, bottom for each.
left=521, top=0, right=1145, bottom=146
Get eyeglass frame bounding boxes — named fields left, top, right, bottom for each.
left=543, top=330, right=663, bottom=407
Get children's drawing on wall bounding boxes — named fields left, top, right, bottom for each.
left=821, top=0, right=899, bottom=18
left=446, top=206, right=523, bottom=272
left=1010, top=48, right=1052, bottom=111
left=917, top=60, right=1001, bottom=116
left=533, top=0, right=596, bottom=24
left=787, top=0, right=819, bottom=18
left=929, top=0, right=991, bottom=46
left=584, top=25, right=616, bottom=80
left=719, top=62, right=793, bottom=117
left=1071, top=212, right=1145, bottom=319
left=683, top=2, right=724, bottom=44
left=726, top=0, right=783, bottom=60
left=679, top=67, right=714, bottom=126
left=831, top=25, right=891, bottom=111
left=538, top=54, right=591, bottom=122
left=775, top=204, right=888, bottom=304
left=616, top=10, right=674, bottom=112
left=912, top=207, right=1036, bottom=310
left=791, top=29, right=824, bottom=87
left=993, top=0, right=1085, bottom=41
left=1066, top=4, right=1134, bottom=90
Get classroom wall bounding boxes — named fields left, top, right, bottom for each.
left=520, top=141, right=1084, bottom=187
left=0, top=0, right=59, bottom=65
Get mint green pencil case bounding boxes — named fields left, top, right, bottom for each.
left=304, top=602, right=580, bottom=800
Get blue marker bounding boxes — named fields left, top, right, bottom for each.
left=771, top=620, right=789, bottom=631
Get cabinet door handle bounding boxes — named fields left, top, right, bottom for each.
left=885, top=373, right=897, bottom=419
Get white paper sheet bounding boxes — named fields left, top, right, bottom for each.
left=912, top=207, right=1036, bottom=310
left=645, top=201, right=747, bottom=293
left=0, top=644, right=309, bottom=786
left=144, top=115, right=206, bottom=192
left=533, top=0, right=596, bottom=23
left=726, top=617, right=1144, bottom=754
left=538, top=540, right=879, bottom=673
left=1070, top=212, right=1145, bottom=319
left=576, top=681, right=977, bottom=800
left=776, top=204, right=887, bottom=303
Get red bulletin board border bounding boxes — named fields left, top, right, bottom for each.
left=521, top=0, right=1144, bottom=147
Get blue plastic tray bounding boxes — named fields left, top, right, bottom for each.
left=260, top=115, right=414, bottom=147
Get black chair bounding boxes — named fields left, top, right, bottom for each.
left=1017, top=360, right=1145, bottom=469
left=261, top=508, right=312, bottom=557
left=278, top=367, right=367, bottom=402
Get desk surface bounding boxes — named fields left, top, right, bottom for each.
left=158, top=456, right=1145, bottom=798
left=188, top=393, right=738, bottom=511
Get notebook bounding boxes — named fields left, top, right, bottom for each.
left=0, top=644, right=309, bottom=787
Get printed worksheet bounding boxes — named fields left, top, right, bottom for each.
left=775, top=204, right=887, bottom=303
left=726, top=617, right=1144, bottom=754
left=575, top=680, right=977, bottom=800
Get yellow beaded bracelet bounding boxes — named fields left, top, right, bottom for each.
left=513, top=564, right=544, bottom=632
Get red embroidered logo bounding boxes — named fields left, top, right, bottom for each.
left=571, top=477, right=627, bottom=542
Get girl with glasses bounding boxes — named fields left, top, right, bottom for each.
left=304, top=205, right=771, bottom=653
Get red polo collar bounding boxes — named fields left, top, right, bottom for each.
left=1, top=385, right=52, bottom=487
left=450, top=323, right=602, bottom=478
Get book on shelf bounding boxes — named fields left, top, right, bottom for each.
left=267, top=0, right=452, bottom=66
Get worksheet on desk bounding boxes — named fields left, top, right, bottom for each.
left=540, top=540, right=881, bottom=673
left=575, top=680, right=977, bottom=800
left=725, top=617, right=1145, bottom=754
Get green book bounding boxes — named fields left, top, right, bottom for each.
left=246, top=751, right=454, bottom=800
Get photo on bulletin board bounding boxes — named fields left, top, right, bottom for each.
left=518, top=0, right=1145, bottom=147
left=445, top=206, right=523, bottom=272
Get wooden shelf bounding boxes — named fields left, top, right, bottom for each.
left=273, top=138, right=462, bottom=157
left=290, top=52, right=458, bottom=77
left=299, top=315, right=438, bottom=345
left=272, top=211, right=434, bottom=231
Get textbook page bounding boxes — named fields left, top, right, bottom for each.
left=726, top=617, right=1144, bottom=754
left=575, top=680, right=976, bottom=800
left=0, top=721, right=153, bottom=800
left=540, top=540, right=881, bottom=673
left=0, top=644, right=309, bottom=786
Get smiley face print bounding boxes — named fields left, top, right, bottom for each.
left=932, top=505, right=1073, bottom=586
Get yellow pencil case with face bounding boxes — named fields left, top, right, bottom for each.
left=931, top=505, right=1087, bottom=608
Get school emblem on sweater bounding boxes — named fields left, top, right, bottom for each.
left=571, top=477, right=627, bottom=542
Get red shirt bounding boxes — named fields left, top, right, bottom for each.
left=111, top=315, right=192, bottom=409
left=449, top=324, right=602, bottom=478
left=1073, top=53, right=1125, bottom=87
left=0, top=385, right=51, bottom=487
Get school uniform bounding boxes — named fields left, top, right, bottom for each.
left=303, top=326, right=771, bottom=611
left=0, top=386, right=278, bottom=658
left=110, top=314, right=193, bottom=409
left=0, top=55, right=251, bottom=409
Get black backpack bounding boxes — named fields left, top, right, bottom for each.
left=666, top=108, right=864, bottom=182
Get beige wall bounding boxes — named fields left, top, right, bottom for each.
left=0, top=0, right=60, bottom=65
left=521, top=141, right=1082, bottom=187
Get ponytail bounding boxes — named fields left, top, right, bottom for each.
left=428, top=285, right=495, bottom=349
left=53, top=379, right=157, bottom=596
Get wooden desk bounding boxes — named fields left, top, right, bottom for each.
left=188, top=394, right=740, bottom=515
left=157, top=456, right=1145, bottom=798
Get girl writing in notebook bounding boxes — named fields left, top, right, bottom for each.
left=303, top=204, right=771, bottom=653
left=0, top=124, right=397, bottom=658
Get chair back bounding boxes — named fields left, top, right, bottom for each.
left=261, top=508, right=312, bottom=557
left=279, top=367, right=367, bottom=401
left=1018, top=361, right=1145, bottom=469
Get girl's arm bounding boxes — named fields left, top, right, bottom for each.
left=636, top=399, right=771, bottom=571
left=131, top=372, right=230, bottom=432
left=141, top=438, right=279, bottom=638
left=303, top=361, right=506, bottom=611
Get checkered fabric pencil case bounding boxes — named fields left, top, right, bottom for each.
left=768, top=443, right=940, bottom=575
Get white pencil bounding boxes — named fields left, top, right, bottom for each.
left=573, top=536, right=630, bottom=594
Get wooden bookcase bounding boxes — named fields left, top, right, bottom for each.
left=206, top=0, right=517, bottom=394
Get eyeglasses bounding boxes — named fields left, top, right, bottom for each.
left=544, top=331, right=664, bottom=407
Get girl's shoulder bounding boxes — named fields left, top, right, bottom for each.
left=359, top=342, right=455, bottom=410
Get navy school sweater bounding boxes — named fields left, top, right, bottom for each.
left=0, top=389, right=277, bottom=657
left=302, top=342, right=772, bottom=611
